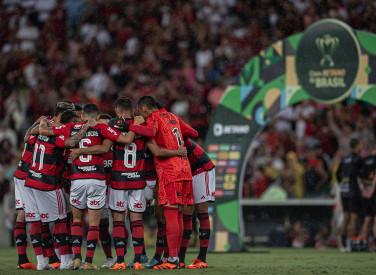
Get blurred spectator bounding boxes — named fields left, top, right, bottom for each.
left=289, top=221, right=311, bottom=248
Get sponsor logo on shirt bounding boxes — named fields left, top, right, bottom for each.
left=85, top=131, right=98, bottom=137
left=121, top=172, right=140, bottom=179
left=38, top=135, right=50, bottom=142
left=30, top=170, right=42, bottom=178
left=107, top=127, right=119, bottom=136
left=74, top=124, right=82, bottom=129
left=59, top=135, right=65, bottom=140
left=15, top=199, right=20, bottom=205
left=55, top=125, right=65, bottom=129
left=78, top=166, right=96, bottom=172
left=133, top=203, right=143, bottom=209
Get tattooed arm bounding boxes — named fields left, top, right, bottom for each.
left=24, top=116, right=46, bottom=142
left=39, top=118, right=57, bottom=136
left=65, top=120, right=98, bottom=148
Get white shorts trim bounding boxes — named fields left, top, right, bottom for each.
left=24, top=187, right=67, bottom=223
left=145, top=180, right=157, bottom=201
left=108, top=187, right=146, bottom=213
left=70, top=179, right=106, bottom=210
left=193, top=169, right=216, bottom=204
left=14, top=177, right=26, bottom=210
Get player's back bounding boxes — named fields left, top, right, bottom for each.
left=25, top=134, right=65, bottom=191
left=69, top=122, right=107, bottom=180
left=148, top=109, right=191, bottom=183
left=14, top=135, right=37, bottom=180
left=111, top=119, right=146, bottom=190
left=185, top=139, right=215, bottom=176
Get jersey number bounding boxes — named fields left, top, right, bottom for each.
left=32, top=144, right=46, bottom=170
left=172, top=128, right=182, bottom=146
left=124, top=142, right=137, bottom=168
left=79, top=138, right=92, bottom=163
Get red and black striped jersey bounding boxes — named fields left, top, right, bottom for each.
left=14, top=135, right=37, bottom=180
left=145, top=149, right=157, bottom=181
left=52, top=122, right=121, bottom=181
left=111, top=119, right=146, bottom=190
left=185, top=139, right=215, bottom=176
left=25, top=134, right=67, bottom=191
left=147, top=109, right=197, bottom=185
left=104, top=148, right=113, bottom=185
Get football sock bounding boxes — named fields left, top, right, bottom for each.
left=99, top=222, right=112, bottom=259
left=163, top=235, right=169, bottom=258
left=198, top=212, right=210, bottom=262
left=154, top=222, right=166, bottom=261
left=54, top=238, right=61, bottom=259
left=71, top=222, right=83, bottom=260
left=178, top=211, right=183, bottom=248
left=142, top=243, right=146, bottom=255
left=85, top=226, right=100, bottom=264
left=54, top=218, right=70, bottom=256
left=113, top=221, right=125, bottom=263
left=66, top=214, right=73, bottom=256
left=41, top=223, right=55, bottom=259
left=15, top=221, right=28, bottom=264
left=163, top=206, right=179, bottom=258
left=30, top=221, right=43, bottom=257
left=131, top=220, right=144, bottom=263
left=341, top=235, right=347, bottom=248
left=179, top=214, right=193, bottom=263
left=124, top=223, right=129, bottom=255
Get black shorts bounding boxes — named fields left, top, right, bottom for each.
left=362, top=197, right=376, bottom=217
left=341, top=197, right=362, bottom=214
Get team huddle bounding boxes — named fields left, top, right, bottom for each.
left=13, top=96, right=215, bottom=270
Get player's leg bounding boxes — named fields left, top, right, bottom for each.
left=62, top=187, right=74, bottom=261
left=187, top=169, right=214, bottom=268
left=178, top=205, right=194, bottom=266
left=69, top=179, right=87, bottom=270
left=83, top=179, right=106, bottom=270
left=146, top=202, right=166, bottom=268
left=108, top=187, right=127, bottom=270
left=38, top=188, right=69, bottom=269
left=24, top=187, right=53, bottom=270
left=349, top=198, right=361, bottom=252
left=41, top=223, right=59, bottom=266
left=155, top=180, right=192, bottom=270
left=360, top=198, right=372, bottom=251
left=340, top=197, right=350, bottom=251
left=14, top=178, right=36, bottom=269
left=127, top=189, right=146, bottom=269
left=99, top=187, right=116, bottom=268
left=70, top=206, right=84, bottom=269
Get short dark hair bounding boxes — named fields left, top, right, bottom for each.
left=55, top=100, right=75, bottom=116
left=350, top=138, right=359, bottom=149
left=138, top=95, right=157, bottom=109
left=156, top=102, right=163, bottom=110
left=99, top=114, right=111, bottom=120
left=114, top=97, right=133, bottom=112
left=60, top=110, right=78, bottom=124
left=83, top=103, right=100, bottom=118
left=74, top=104, right=83, bottom=112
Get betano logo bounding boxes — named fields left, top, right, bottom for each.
left=213, top=123, right=250, bottom=137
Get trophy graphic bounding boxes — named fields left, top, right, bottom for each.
left=316, top=34, right=339, bottom=67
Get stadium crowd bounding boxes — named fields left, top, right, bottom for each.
left=1, top=0, right=376, bottom=256
left=244, top=100, right=376, bottom=199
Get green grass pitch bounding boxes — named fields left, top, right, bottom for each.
left=1, top=247, right=375, bottom=274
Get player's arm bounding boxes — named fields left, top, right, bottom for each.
left=146, top=139, right=187, bottom=158
left=65, top=120, right=98, bottom=148
left=70, top=139, right=114, bottom=161
left=110, top=116, right=156, bottom=137
left=177, top=116, right=198, bottom=139
left=39, top=118, right=58, bottom=136
left=24, top=116, right=46, bottom=142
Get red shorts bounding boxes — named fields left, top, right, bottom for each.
left=158, top=180, right=193, bottom=206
